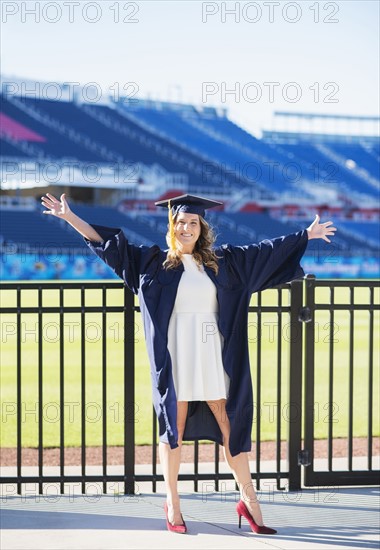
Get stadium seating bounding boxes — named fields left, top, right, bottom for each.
left=1, top=95, right=102, bottom=161
left=220, top=212, right=378, bottom=253
left=338, top=221, right=380, bottom=248
left=72, top=204, right=160, bottom=246
left=119, top=105, right=314, bottom=198
left=2, top=93, right=378, bottom=202
left=5, top=96, right=254, bottom=192
left=276, top=142, right=379, bottom=200
left=328, top=142, right=380, bottom=180
left=1, top=93, right=378, bottom=258
left=0, top=139, right=26, bottom=157
left=0, top=209, right=85, bottom=248
left=87, top=105, right=226, bottom=189
left=1, top=202, right=378, bottom=270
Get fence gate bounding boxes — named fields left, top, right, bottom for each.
left=302, top=276, right=379, bottom=487
left=0, top=278, right=378, bottom=494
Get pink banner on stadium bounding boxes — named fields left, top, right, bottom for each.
left=0, top=112, right=46, bottom=142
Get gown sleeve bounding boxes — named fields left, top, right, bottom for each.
left=83, top=224, right=159, bottom=294
left=223, top=229, right=309, bottom=293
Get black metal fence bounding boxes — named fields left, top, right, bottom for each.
left=303, top=277, right=379, bottom=487
left=0, top=278, right=378, bottom=495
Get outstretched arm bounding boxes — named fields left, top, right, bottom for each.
left=306, top=214, right=337, bottom=242
left=41, top=193, right=103, bottom=242
left=225, top=215, right=337, bottom=293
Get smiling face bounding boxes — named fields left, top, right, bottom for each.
left=174, top=212, right=201, bottom=253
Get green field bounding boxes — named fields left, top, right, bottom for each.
left=1, top=284, right=379, bottom=448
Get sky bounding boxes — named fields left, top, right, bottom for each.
left=1, top=0, right=379, bottom=136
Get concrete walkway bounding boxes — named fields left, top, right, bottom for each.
left=1, top=485, right=379, bottom=550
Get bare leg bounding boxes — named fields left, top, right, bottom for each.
left=207, top=398, right=264, bottom=526
left=159, top=401, right=188, bottom=525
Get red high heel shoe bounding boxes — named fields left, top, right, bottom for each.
left=164, top=502, right=187, bottom=534
left=236, top=500, right=277, bottom=535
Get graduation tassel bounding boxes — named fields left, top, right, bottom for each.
left=168, top=199, right=176, bottom=250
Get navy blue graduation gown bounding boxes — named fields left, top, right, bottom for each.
left=86, top=225, right=308, bottom=456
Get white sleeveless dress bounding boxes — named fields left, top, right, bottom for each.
left=167, top=254, right=230, bottom=401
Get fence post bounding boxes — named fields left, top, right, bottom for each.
left=288, top=279, right=304, bottom=491
left=124, top=287, right=136, bottom=494
left=303, top=274, right=316, bottom=487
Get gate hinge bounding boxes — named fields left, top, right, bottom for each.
left=297, top=449, right=311, bottom=466
left=298, top=307, right=312, bottom=323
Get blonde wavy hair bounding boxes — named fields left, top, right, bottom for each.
left=163, top=214, right=220, bottom=274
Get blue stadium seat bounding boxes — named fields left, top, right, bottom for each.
left=1, top=95, right=102, bottom=161
left=0, top=209, right=85, bottom=248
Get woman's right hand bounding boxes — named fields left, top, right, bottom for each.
left=41, top=193, right=71, bottom=220
left=41, top=193, right=103, bottom=242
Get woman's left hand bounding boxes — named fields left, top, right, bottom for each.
left=307, top=215, right=337, bottom=242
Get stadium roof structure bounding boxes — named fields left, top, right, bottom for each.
left=274, top=112, right=379, bottom=122
left=261, top=130, right=380, bottom=144
left=265, top=111, right=380, bottom=143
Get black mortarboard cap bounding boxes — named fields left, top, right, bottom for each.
left=155, top=194, right=223, bottom=218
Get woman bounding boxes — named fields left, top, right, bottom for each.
left=41, top=192, right=336, bottom=535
